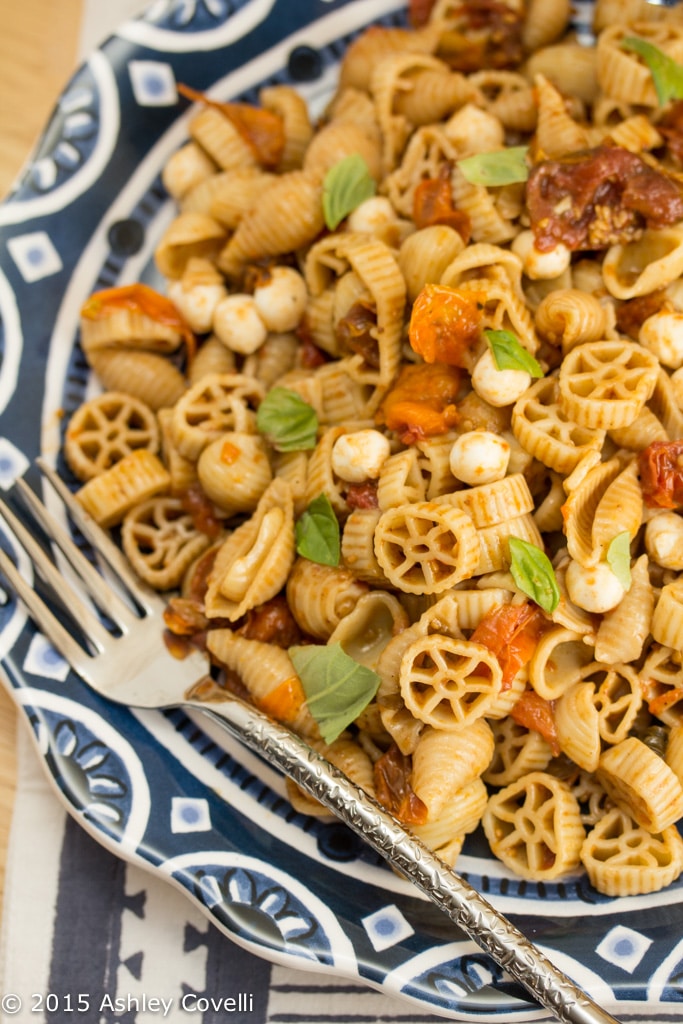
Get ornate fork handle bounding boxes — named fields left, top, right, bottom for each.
left=197, top=697, right=621, bottom=1024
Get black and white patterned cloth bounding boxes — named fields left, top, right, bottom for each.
left=0, top=730, right=444, bottom=1024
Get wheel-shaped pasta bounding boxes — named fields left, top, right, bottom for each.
left=374, top=501, right=479, bottom=594
left=75, top=450, right=170, bottom=528
left=204, top=479, right=295, bottom=622
left=597, top=736, right=683, bottom=832
left=581, top=807, right=683, bottom=897
left=511, top=376, right=605, bottom=474
left=64, top=392, right=159, bottom=482
left=483, top=719, right=553, bottom=788
left=558, top=340, right=659, bottom=430
left=170, top=372, right=265, bottom=460
left=399, top=634, right=503, bottom=730
left=482, top=772, right=585, bottom=881
left=121, top=496, right=211, bottom=590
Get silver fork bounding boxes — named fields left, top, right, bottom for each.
left=0, top=459, right=620, bottom=1024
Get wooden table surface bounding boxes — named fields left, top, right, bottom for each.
left=0, top=0, right=83, bottom=908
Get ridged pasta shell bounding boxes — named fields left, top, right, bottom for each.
left=154, top=211, right=226, bottom=280
left=188, top=106, right=257, bottom=170
left=204, top=478, right=295, bottom=622
left=161, top=141, right=217, bottom=201
left=182, top=167, right=275, bottom=227
left=474, top=513, right=544, bottom=576
left=328, top=590, right=409, bottom=670
left=371, top=52, right=450, bottom=172
left=529, top=626, right=595, bottom=700
left=602, top=225, right=683, bottom=300
left=260, top=84, right=313, bottom=172
left=87, top=350, right=187, bottom=412
left=555, top=681, right=601, bottom=772
left=534, top=288, right=610, bottom=353
left=563, top=457, right=631, bottom=567
left=217, top=169, right=324, bottom=280
left=398, top=225, right=465, bottom=304
left=595, top=555, right=654, bottom=664
left=533, top=73, right=590, bottom=160
left=303, top=118, right=382, bottom=182
left=410, top=721, right=494, bottom=817
left=411, top=779, right=487, bottom=858
left=206, top=629, right=318, bottom=739
left=597, top=23, right=683, bottom=107
left=285, top=557, right=368, bottom=640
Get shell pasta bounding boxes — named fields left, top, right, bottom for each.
left=64, top=0, right=683, bottom=897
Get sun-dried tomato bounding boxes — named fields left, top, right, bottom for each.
left=345, top=480, right=380, bottom=510
left=337, top=300, right=380, bottom=369
left=377, top=362, right=461, bottom=443
left=413, top=169, right=471, bottom=242
left=526, top=144, right=683, bottom=253
left=238, top=596, right=303, bottom=648
left=409, top=0, right=437, bottom=27
left=659, top=100, right=683, bottom=166
left=374, top=743, right=428, bottom=825
left=510, top=689, right=560, bottom=757
left=409, top=283, right=483, bottom=366
left=436, top=0, right=524, bottom=72
left=639, top=440, right=683, bottom=509
left=180, top=483, right=224, bottom=539
left=470, top=602, right=548, bottom=689
left=614, top=289, right=667, bottom=340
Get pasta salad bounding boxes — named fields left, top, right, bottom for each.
left=63, top=0, right=683, bottom=897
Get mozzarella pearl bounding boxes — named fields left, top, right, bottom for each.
left=512, top=229, right=571, bottom=280
left=565, top=559, right=626, bottom=614
left=252, top=266, right=308, bottom=333
left=347, top=196, right=398, bottom=236
left=449, top=431, right=510, bottom=485
left=331, top=429, right=391, bottom=483
left=645, top=512, right=683, bottom=570
left=639, top=310, right=683, bottom=370
left=213, top=293, right=267, bottom=355
left=168, top=279, right=227, bottom=334
left=471, top=348, right=531, bottom=407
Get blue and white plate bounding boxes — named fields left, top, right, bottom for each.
left=1, top=2, right=682, bottom=1020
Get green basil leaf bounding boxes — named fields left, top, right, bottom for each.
left=606, top=531, right=632, bottom=591
left=322, top=153, right=376, bottom=230
left=485, top=328, right=543, bottom=377
left=508, top=537, right=560, bottom=613
left=295, top=493, right=340, bottom=566
left=256, top=387, right=318, bottom=452
left=289, top=642, right=381, bottom=744
left=457, top=146, right=529, bottom=186
left=622, top=36, right=683, bottom=106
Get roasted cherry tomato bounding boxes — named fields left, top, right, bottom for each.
left=408, top=283, right=483, bottom=366
left=639, top=440, right=683, bottom=509
left=470, top=602, right=548, bottom=689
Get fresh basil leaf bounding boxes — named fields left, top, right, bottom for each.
left=606, top=531, right=632, bottom=591
left=457, top=146, right=529, bottom=187
left=508, top=537, right=560, bottom=613
left=322, top=153, right=376, bottom=230
left=256, top=387, right=318, bottom=452
left=289, top=642, right=381, bottom=744
left=485, top=328, right=543, bottom=377
left=622, top=36, right=683, bottom=106
left=295, top=493, right=340, bottom=566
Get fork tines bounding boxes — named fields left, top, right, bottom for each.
left=0, top=460, right=164, bottom=678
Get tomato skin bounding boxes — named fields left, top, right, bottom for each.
left=413, top=173, right=471, bottom=242
left=80, top=282, right=196, bottom=361
left=470, top=602, right=547, bottom=688
left=510, top=689, right=560, bottom=756
left=408, top=283, right=483, bottom=366
left=639, top=440, right=683, bottom=509
left=374, top=743, right=428, bottom=825
left=378, top=362, right=461, bottom=443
